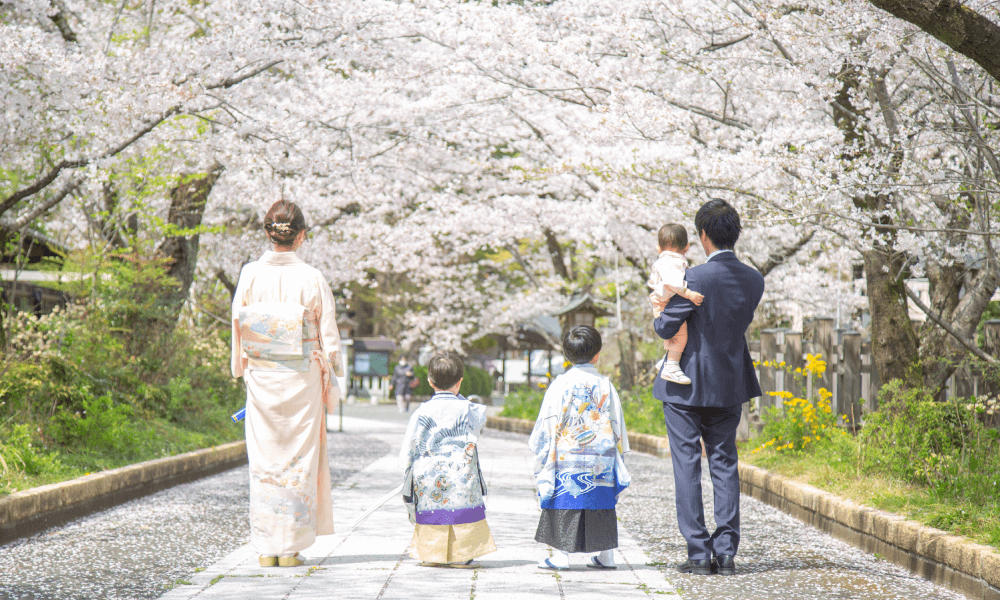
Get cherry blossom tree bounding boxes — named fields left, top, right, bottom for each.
left=5, top=0, right=999, bottom=394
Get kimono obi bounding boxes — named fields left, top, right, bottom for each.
left=240, top=302, right=320, bottom=373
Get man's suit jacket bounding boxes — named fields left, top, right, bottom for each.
left=653, top=251, right=764, bottom=408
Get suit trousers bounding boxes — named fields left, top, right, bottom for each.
left=662, top=401, right=743, bottom=561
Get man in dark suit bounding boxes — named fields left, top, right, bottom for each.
left=653, top=200, right=764, bottom=576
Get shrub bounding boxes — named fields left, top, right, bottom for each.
left=459, top=365, right=493, bottom=398
left=860, top=380, right=1000, bottom=495
left=0, top=424, right=62, bottom=481
left=405, top=363, right=494, bottom=398
left=0, top=251, right=244, bottom=494
left=753, top=387, right=848, bottom=453
left=618, top=386, right=667, bottom=436
left=499, top=388, right=544, bottom=420
left=49, top=394, right=155, bottom=458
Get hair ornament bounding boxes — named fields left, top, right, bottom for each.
left=266, top=222, right=294, bottom=235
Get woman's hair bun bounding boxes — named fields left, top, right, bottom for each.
left=263, top=201, right=307, bottom=245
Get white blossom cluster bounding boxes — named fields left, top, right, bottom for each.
left=2, top=0, right=998, bottom=347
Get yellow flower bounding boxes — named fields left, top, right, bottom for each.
left=805, top=353, right=827, bottom=376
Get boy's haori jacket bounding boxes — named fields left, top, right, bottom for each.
left=401, top=391, right=489, bottom=525
left=529, top=363, right=631, bottom=510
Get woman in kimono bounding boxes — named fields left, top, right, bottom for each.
left=529, top=326, right=630, bottom=570
left=400, top=352, right=496, bottom=567
left=230, top=200, right=342, bottom=567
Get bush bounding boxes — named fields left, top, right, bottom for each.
left=861, top=380, right=1000, bottom=496
left=405, top=363, right=494, bottom=398
left=0, top=424, right=62, bottom=482
left=499, top=388, right=544, bottom=420
left=749, top=352, right=847, bottom=453
left=618, top=386, right=667, bottom=436
left=747, top=377, right=1000, bottom=548
left=753, top=387, right=848, bottom=454
left=0, top=252, right=244, bottom=496
left=459, top=365, right=493, bottom=398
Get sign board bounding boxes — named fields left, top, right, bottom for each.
left=353, top=351, right=389, bottom=376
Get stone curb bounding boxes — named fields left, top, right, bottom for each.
left=739, top=462, right=1000, bottom=600
left=0, top=440, right=247, bottom=545
left=486, top=415, right=1000, bottom=600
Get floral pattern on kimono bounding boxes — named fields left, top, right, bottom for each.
left=401, top=392, right=488, bottom=525
left=529, top=363, right=630, bottom=510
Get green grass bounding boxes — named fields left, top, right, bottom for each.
left=741, top=434, right=1000, bottom=550
left=1, top=415, right=242, bottom=496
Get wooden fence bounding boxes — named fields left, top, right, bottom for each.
left=750, top=317, right=1000, bottom=426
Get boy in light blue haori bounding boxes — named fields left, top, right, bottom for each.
left=401, top=352, right=496, bottom=568
left=529, top=326, right=631, bottom=571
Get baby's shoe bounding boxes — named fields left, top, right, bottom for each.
left=661, top=361, right=692, bottom=385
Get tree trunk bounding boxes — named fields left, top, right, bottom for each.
left=154, top=165, right=223, bottom=328
left=921, top=264, right=1000, bottom=392
left=863, top=249, right=920, bottom=385
left=616, top=329, right=637, bottom=391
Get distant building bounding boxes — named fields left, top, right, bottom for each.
left=0, top=229, right=70, bottom=316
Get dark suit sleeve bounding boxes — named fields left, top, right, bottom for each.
left=654, top=291, right=695, bottom=340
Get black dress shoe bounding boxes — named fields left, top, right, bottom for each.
left=676, top=558, right=714, bottom=575
left=714, top=554, right=735, bottom=575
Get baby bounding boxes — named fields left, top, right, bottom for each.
left=648, top=223, right=704, bottom=384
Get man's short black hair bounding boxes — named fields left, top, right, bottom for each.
left=695, top=199, right=741, bottom=250
left=562, top=325, right=602, bottom=365
left=428, top=351, right=464, bottom=390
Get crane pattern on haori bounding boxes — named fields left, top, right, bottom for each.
left=401, top=393, right=489, bottom=525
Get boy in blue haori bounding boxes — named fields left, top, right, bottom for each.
left=401, top=352, right=496, bottom=568
left=529, top=326, right=631, bottom=570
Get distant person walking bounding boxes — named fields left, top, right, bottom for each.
left=392, top=356, right=417, bottom=412
left=230, top=200, right=343, bottom=568
left=653, top=199, right=764, bottom=576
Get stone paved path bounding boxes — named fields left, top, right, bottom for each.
left=158, top=411, right=673, bottom=599
left=1, top=404, right=968, bottom=600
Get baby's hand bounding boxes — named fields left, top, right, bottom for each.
left=689, top=291, right=705, bottom=306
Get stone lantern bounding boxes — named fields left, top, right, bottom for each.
left=553, top=291, right=613, bottom=337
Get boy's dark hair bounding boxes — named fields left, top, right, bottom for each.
left=694, top=199, right=741, bottom=250
left=428, top=352, right=464, bottom=390
left=657, top=223, right=688, bottom=251
left=562, top=325, right=602, bottom=365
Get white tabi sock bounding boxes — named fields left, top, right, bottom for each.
left=549, top=550, right=570, bottom=568
left=596, top=549, right=615, bottom=567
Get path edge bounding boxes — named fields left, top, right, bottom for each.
left=0, top=440, right=247, bottom=545
left=486, top=415, right=1000, bottom=600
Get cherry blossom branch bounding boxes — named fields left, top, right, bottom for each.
left=867, top=0, right=1000, bottom=83
left=0, top=60, right=283, bottom=217
left=746, top=230, right=816, bottom=277
left=1, top=176, right=82, bottom=232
